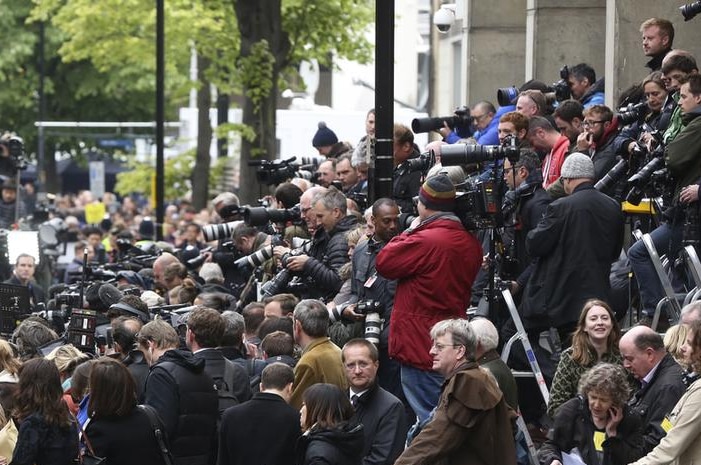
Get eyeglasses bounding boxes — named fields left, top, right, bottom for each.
left=431, top=342, right=462, bottom=352
left=582, top=120, right=606, bottom=128
left=472, top=114, right=488, bottom=122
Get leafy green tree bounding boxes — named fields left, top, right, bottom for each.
left=30, top=0, right=373, bottom=205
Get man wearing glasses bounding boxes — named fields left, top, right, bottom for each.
left=470, top=101, right=499, bottom=145
left=395, top=319, right=517, bottom=465
left=574, top=105, right=619, bottom=181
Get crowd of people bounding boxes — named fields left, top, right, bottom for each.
left=0, top=11, right=700, bottom=465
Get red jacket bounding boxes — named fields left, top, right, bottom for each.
left=375, top=215, right=482, bottom=370
left=542, top=135, right=570, bottom=188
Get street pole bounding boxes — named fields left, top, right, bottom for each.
left=155, top=0, right=165, bottom=241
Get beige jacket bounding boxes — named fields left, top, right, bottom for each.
left=630, top=378, right=701, bottom=465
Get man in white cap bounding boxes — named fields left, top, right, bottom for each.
left=519, top=153, right=624, bottom=346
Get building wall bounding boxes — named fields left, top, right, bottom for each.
left=433, top=0, right=701, bottom=112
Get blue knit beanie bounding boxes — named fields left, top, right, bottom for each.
left=312, top=122, right=338, bottom=148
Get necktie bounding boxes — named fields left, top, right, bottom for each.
left=351, top=394, right=359, bottom=409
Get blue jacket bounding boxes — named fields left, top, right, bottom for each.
left=445, top=105, right=514, bottom=144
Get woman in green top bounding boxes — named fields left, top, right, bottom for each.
left=547, top=299, right=623, bottom=418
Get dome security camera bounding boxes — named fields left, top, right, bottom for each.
left=433, top=4, right=456, bottom=33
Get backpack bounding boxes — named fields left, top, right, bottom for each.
left=212, top=359, right=240, bottom=417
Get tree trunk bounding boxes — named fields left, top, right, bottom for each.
left=233, top=0, right=290, bottom=205
left=192, top=54, right=212, bottom=210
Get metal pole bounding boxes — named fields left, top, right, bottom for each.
left=373, top=0, right=395, bottom=202
left=155, top=0, right=165, bottom=241
left=38, top=21, right=46, bottom=192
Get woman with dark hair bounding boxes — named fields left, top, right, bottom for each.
left=539, top=363, right=643, bottom=465
left=297, top=383, right=364, bottom=465
left=5, top=358, right=78, bottom=465
left=548, top=299, right=623, bottom=418
left=83, top=357, right=166, bottom=465
left=629, top=319, right=701, bottom=465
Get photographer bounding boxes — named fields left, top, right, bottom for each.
left=553, top=100, right=585, bottom=152
left=616, top=71, right=674, bottom=156
left=520, top=153, right=623, bottom=343
left=0, top=179, right=25, bottom=229
left=574, top=105, right=619, bottom=181
left=567, top=63, right=605, bottom=109
left=376, top=174, right=483, bottom=425
left=393, top=124, right=422, bottom=213
left=338, top=199, right=405, bottom=401
left=274, top=187, right=357, bottom=300
left=629, top=74, right=701, bottom=325
left=210, top=192, right=247, bottom=295
left=502, top=152, right=551, bottom=293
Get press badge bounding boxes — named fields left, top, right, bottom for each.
left=365, top=273, right=377, bottom=288
left=593, top=431, right=606, bottom=452
left=661, top=416, right=673, bottom=433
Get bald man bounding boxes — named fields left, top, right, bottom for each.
left=619, top=326, right=685, bottom=453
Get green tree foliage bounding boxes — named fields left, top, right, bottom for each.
left=29, top=0, right=373, bottom=204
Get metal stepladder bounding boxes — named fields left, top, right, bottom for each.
left=632, top=229, right=683, bottom=330
left=494, top=280, right=550, bottom=465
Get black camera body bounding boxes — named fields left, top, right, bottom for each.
left=617, top=102, right=648, bottom=127
left=356, top=299, right=383, bottom=315
left=551, top=65, right=571, bottom=102
left=249, top=157, right=312, bottom=186
left=243, top=205, right=301, bottom=227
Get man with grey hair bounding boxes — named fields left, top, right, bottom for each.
left=289, top=299, right=347, bottom=408
left=395, top=319, right=516, bottom=465
left=275, top=187, right=357, bottom=300
left=681, top=301, right=701, bottom=324
left=471, top=318, right=518, bottom=411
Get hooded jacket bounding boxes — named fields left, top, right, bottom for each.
left=297, top=422, right=365, bottom=465
left=376, top=214, right=482, bottom=370
left=143, top=349, right=219, bottom=465
left=394, top=361, right=517, bottom=465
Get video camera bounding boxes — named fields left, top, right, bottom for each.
left=0, top=135, right=27, bottom=172
left=411, top=106, right=472, bottom=135
left=248, top=157, right=316, bottom=186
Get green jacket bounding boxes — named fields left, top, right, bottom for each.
left=547, top=346, right=622, bottom=418
left=665, top=108, right=701, bottom=203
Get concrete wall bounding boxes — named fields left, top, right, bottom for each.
left=432, top=0, right=701, bottom=114
left=432, top=0, right=527, bottom=115
left=611, top=0, right=701, bottom=105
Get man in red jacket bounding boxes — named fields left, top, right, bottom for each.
left=376, top=173, right=483, bottom=429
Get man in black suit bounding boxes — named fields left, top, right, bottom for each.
left=217, top=362, right=301, bottom=465
left=342, top=338, right=407, bottom=465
